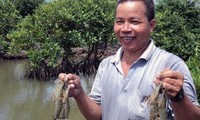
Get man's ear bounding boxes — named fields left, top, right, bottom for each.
left=150, top=19, right=156, bottom=32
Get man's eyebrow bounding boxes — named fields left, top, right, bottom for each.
left=129, top=17, right=142, bottom=20
left=129, top=17, right=145, bottom=22
left=115, top=16, right=144, bottom=21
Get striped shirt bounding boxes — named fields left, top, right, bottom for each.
left=89, top=40, right=199, bottom=120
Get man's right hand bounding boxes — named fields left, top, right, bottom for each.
left=58, top=73, right=83, bottom=98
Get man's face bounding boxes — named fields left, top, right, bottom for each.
left=114, top=1, right=156, bottom=53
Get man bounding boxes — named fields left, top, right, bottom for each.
left=59, top=0, right=200, bottom=119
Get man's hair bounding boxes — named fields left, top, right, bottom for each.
left=116, top=0, right=155, bottom=22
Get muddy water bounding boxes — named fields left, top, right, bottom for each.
left=0, top=59, right=94, bottom=120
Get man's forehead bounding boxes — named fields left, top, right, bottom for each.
left=117, top=0, right=143, bottom=4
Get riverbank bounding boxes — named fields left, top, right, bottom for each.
left=1, top=51, right=27, bottom=59
left=1, top=43, right=120, bottom=60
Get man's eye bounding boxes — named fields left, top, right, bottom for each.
left=115, top=20, right=123, bottom=24
left=131, top=21, right=140, bottom=25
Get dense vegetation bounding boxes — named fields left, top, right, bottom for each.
left=0, top=0, right=21, bottom=58
left=0, top=0, right=45, bottom=58
left=12, top=0, right=45, bottom=17
left=0, top=0, right=199, bottom=101
left=152, top=0, right=200, bottom=61
left=7, top=0, right=116, bottom=78
left=186, top=51, right=200, bottom=102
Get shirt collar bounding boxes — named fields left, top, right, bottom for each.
left=111, top=40, right=156, bottom=64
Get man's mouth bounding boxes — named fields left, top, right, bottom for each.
left=123, top=36, right=133, bottom=40
left=121, top=36, right=135, bottom=43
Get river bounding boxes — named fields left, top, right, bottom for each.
left=0, top=59, right=95, bottom=120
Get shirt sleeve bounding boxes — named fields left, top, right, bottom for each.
left=172, top=59, right=199, bottom=106
left=88, top=61, right=103, bottom=105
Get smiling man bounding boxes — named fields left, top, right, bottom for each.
left=114, top=0, right=156, bottom=77
left=59, top=0, right=200, bottom=120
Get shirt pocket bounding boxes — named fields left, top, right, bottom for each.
left=128, top=89, right=152, bottom=120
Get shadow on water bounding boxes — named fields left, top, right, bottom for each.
left=0, top=59, right=95, bottom=120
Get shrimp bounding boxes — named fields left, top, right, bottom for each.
left=52, top=79, right=70, bottom=120
left=148, top=82, right=167, bottom=120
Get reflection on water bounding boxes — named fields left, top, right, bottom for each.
left=0, top=59, right=94, bottom=120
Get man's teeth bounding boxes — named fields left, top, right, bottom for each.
left=123, top=36, right=133, bottom=40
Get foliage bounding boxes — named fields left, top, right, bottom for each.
left=186, top=40, right=200, bottom=103
left=11, top=0, right=45, bottom=17
left=8, top=0, right=116, bottom=79
left=152, top=0, right=200, bottom=61
left=0, top=0, right=21, bottom=58
left=187, top=58, right=200, bottom=103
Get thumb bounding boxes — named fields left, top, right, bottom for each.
left=58, top=73, right=66, bottom=81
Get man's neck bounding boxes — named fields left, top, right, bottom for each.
left=121, top=42, right=150, bottom=65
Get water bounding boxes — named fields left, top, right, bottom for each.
left=0, top=59, right=94, bottom=120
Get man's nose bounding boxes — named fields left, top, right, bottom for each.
left=121, top=22, right=131, bottom=32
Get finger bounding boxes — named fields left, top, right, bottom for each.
left=64, top=75, right=68, bottom=82
left=67, top=73, right=78, bottom=79
left=69, top=84, right=75, bottom=89
left=156, top=69, right=170, bottom=80
left=162, top=79, right=182, bottom=98
left=163, top=78, right=181, bottom=88
left=58, top=73, right=67, bottom=81
left=163, top=82, right=179, bottom=92
left=64, top=73, right=76, bottom=82
left=153, top=79, right=162, bottom=85
left=163, top=77, right=183, bottom=89
left=162, top=70, right=184, bottom=80
left=163, top=86, right=177, bottom=98
left=69, top=76, right=80, bottom=88
left=68, top=79, right=73, bottom=83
